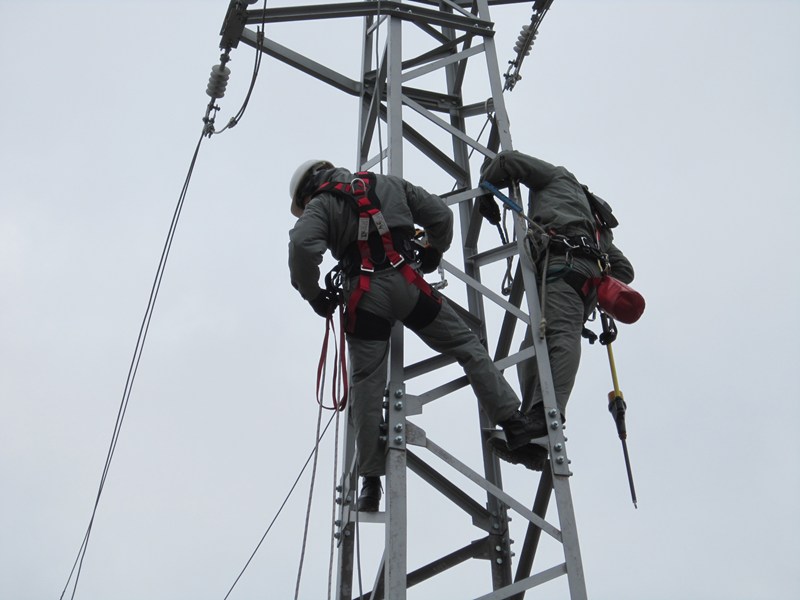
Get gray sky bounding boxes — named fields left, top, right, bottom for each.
left=1, top=1, right=798, bottom=599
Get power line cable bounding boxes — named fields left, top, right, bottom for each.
left=59, top=128, right=207, bottom=600
left=222, top=411, right=337, bottom=600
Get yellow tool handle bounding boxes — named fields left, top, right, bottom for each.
left=605, top=342, right=622, bottom=397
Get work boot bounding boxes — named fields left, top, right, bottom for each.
left=498, top=409, right=548, bottom=450
left=489, top=438, right=548, bottom=471
left=356, top=476, right=382, bottom=512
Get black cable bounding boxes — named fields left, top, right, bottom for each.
left=214, top=0, right=267, bottom=135
left=222, top=411, right=337, bottom=600
left=59, top=128, right=207, bottom=600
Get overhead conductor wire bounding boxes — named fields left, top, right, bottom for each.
left=61, top=3, right=270, bottom=594
left=60, top=127, right=207, bottom=600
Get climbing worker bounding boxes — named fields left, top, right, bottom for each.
left=479, top=150, right=635, bottom=464
left=288, top=159, right=545, bottom=512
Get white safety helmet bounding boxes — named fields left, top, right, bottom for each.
left=289, top=159, right=334, bottom=217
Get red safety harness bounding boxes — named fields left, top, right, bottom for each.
left=314, top=172, right=440, bottom=333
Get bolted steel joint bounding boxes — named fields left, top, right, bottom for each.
left=556, top=456, right=565, bottom=465
left=554, top=443, right=563, bottom=452
left=548, top=408, right=558, bottom=417
left=394, top=389, right=404, bottom=399
left=394, top=436, right=404, bottom=444
left=550, top=421, right=560, bottom=430
left=394, top=401, right=404, bottom=410
left=394, top=423, right=404, bottom=432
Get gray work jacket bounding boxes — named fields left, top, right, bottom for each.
left=481, top=150, right=634, bottom=284
left=288, top=168, right=454, bottom=301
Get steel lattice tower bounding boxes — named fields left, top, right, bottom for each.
left=218, top=1, right=587, bottom=598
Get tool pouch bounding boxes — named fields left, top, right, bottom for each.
left=585, top=276, right=645, bottom=324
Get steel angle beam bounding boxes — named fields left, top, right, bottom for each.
left=402, top=94, right=493, bottom=156
left=243, top=1, right=496, bottom=36
left=240, top=29, right=361, bottom=94
left=407, top=451, right=491, bottom=529
left=401, top=43, right=486, bottom=83
left=440, top=259, right=530, bottom=324
left=365, top=103, right=468, bottom=181
left=415, top=427, right=562, bottom=541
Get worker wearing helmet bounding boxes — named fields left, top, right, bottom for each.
left=288, top=160, right=547, bottom=512
left=479, top=150, right=635, bottom=464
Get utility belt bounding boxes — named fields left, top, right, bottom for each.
left=547, top=234, right=605, bottom=261
left=340, top=229, right=417, bottom=277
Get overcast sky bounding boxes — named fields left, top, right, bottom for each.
left=1, top=1, right=798, bottom=599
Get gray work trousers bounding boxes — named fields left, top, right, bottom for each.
left=517, top=276, right=589, bottom=417
left=345, top=269, right=521, bottom=477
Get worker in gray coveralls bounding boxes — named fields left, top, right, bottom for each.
left=479, top=150, right=635, bottom=464
left=288, top=159, right=544, bottom=512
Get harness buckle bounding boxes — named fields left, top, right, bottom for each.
left=350, top=177, right=367, bottom=193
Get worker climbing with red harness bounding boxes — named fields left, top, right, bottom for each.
left=479, top=150, right=642, bottom=467
left=288, top=159, right=545, bottom=512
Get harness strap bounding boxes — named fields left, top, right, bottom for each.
left=316, top=172, right=440, bottom=333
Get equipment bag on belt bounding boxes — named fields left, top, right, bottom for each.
left=582, top=276, right=645, bottom=324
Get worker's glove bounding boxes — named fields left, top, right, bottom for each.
left=418, top=246, right=442, bottom=274
left=309, top=289, right=338, bottom=318
left=478, top=193, right=501, bottom=225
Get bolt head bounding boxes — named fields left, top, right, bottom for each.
left=394, top=423, right=404, bottom=432
left=394, top=436, right=404, bottom=444
left=394, top=401, right=404, bottom=410
left=394, top=389, right=404, bottom=398
left=554, top=443, right=563, bottom=452
left=556, top=456, right=565, bottom=464
left=496, top=558, right=503, bottom=565
left=548, top=409, right=558, bottom=417
left=550, top=421, right=560, bottom=430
